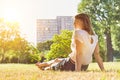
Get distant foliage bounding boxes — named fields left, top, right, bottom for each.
left=0, top=19, right=41, bottom=63
left=37, top=40, right=53, bottom=52
left=45, top=30, right=73, bottom=61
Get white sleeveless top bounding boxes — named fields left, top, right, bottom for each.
left=69, top=29, right=98, bottom=65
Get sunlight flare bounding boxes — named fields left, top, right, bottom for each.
left=3, top=8, right=20, bottom=22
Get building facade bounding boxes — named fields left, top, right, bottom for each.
left=36, top=16, right=74, bottom=43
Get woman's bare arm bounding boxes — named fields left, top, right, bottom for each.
left=94, top=43, right=105, bottom=71
left=75, top=39, right=83, bottom=71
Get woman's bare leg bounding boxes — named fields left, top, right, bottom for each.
left=36, top=60, right=54, bottom=68
left=36, top=58, right=64, bottom=70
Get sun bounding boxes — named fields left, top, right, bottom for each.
left=3, top=8, right=19, bottom=22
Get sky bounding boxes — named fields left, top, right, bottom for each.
left=0, top=0, right=81, bottom=45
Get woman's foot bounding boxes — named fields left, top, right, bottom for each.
left=36, top=62, right=41, bottom=66
left=36, top=62, right=45, bottom=70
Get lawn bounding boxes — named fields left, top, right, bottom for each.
left=0, top=62, right=120, bottom=80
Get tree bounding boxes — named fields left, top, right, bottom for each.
left=78, top=0, right=120, bottom=61
left=37, top=40, right=53, bottom=52
left=0, top=19, right=20, bottom=62
left=0, top=19, right=41, bottom=63
left=45, top=30, right=72, bottom=61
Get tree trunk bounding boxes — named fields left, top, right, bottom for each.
left=1, top=54, right=5, bottom=63
left=105, top=27, right=113, bottom=62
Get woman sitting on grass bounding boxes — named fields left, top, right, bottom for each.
left=36, top=13, right=105, bottom=71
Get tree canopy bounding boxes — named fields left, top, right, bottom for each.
left=45, top=30, right=72, bottom=61
left=0, top=19, right=41, bottom=63
left=78, top=0, right=120, bottom=61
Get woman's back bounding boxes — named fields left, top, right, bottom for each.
left=69, top=29, right=98, bottom=65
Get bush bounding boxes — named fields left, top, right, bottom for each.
left=37, top=40, right=53, bottom=52
left=45, top=30, right=73, bottom=61
left=0, top=43, right=42, bottom=63
left=28, top=53, right=41, bottom=63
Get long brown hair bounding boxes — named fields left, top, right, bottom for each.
left=75, top=13, right=94, bottom=35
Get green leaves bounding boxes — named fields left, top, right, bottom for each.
left=45, top=30, right=73, bottom=61
left=78, top=0, right=120, bottom=61
left=37, top=40, right=53, bottom=52
left=0, top=19, right=40, bottom=63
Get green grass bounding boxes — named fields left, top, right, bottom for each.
left=0, top=62, right=120, bottom=80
